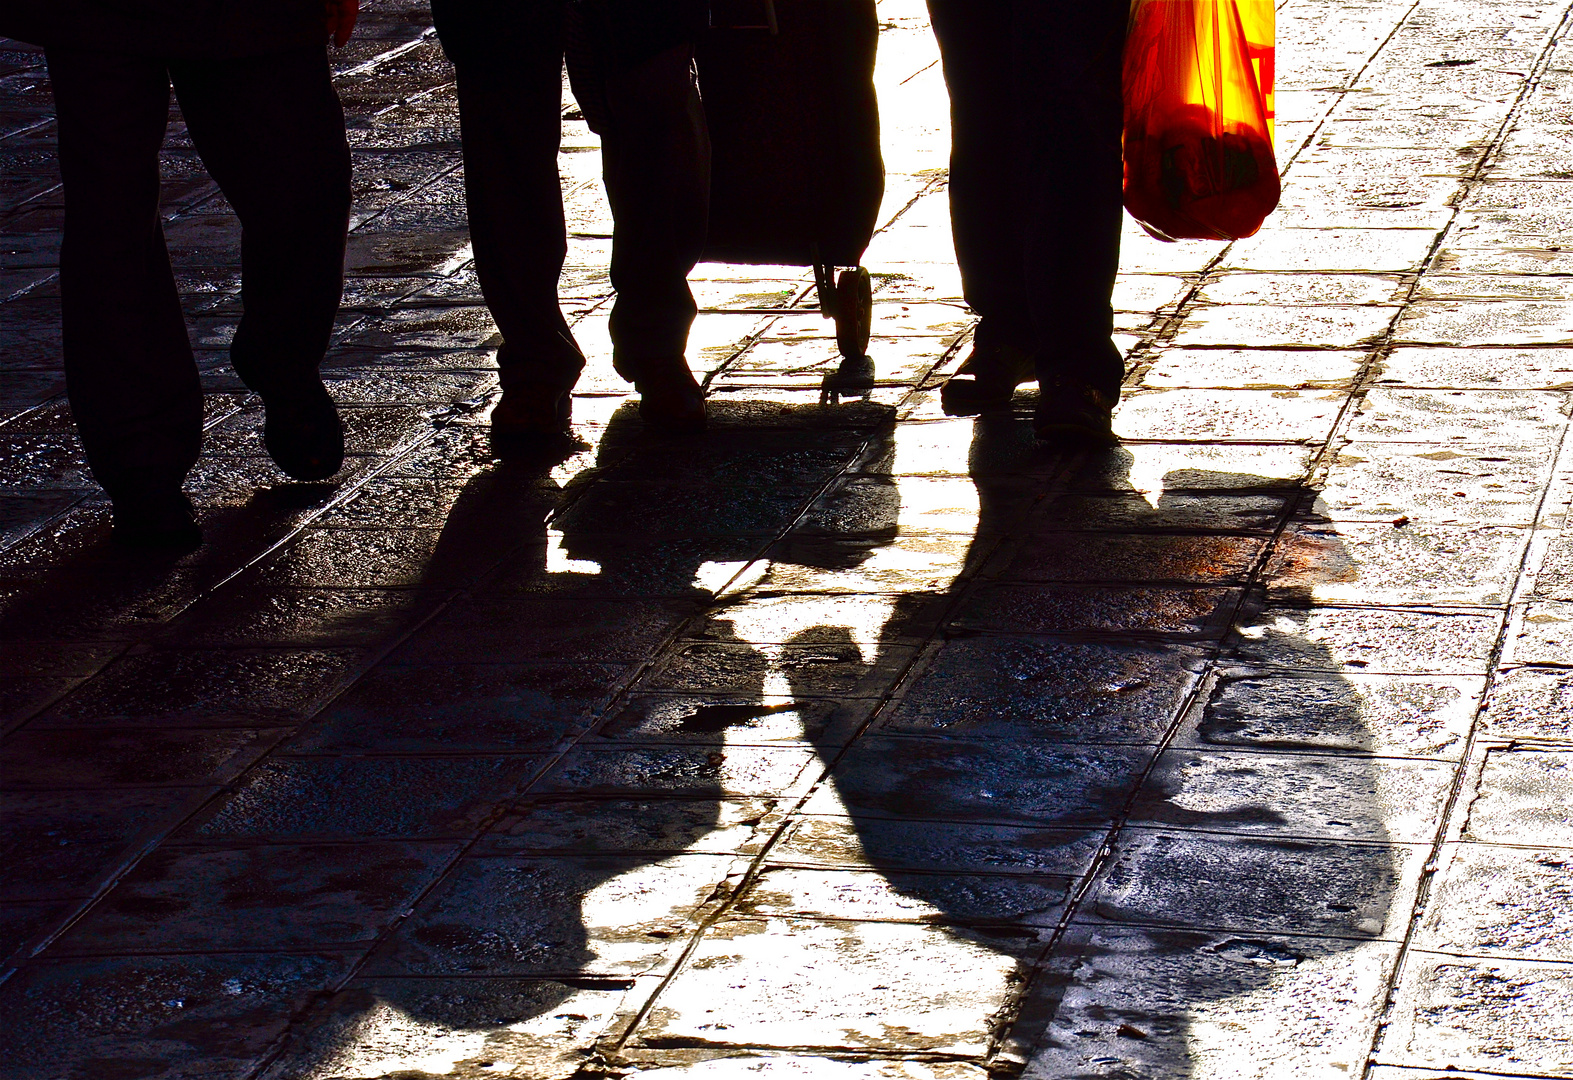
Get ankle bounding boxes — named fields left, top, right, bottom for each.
left=614, top=354, right=696, bottom=386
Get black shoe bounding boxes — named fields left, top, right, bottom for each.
left=263, top=380, right=344, bottom=481
left=616, top=355, right=707, bottom=433
left=111, top=487, right=202, bottom=552
left=1034, top=376, right=1119, bottom=447
left=491, top=384, right=573, bottom=441
left=939, top=342, right=1035, bottom=415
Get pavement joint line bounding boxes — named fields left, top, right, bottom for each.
left=0, top=267, right=56, bottom=303
left=1352, top=4, right=1573, bottom=1072
left=964, top=12, right=1512, bottom=1033
left=0, top=402, right=534, bottom=976
left=599, top=350, right=997, bottom=1056
left=1398, top=947, right=1573, bottom=968
left=368, top=77, right=458, bottom=120
left=0, top=662, right=121, bottom=740
left=1371, top=1069, right=1573, bottom=1080
left=5, top=179, right=62, bottom=215
left=332, top=26, right=439, bottom=81
left=238, top=394, right=928, bottom=1074
left=1061, top=913, right=1416, bottom=943
left=0, top=114, right=51, bottom=144
left=343, top=160, right=466, bottom=235
left=897, top=57, right=940, bottom=87
left=0, top=487, right=91, bottom=576
left=0, top=781, right=238, bottom=985
left=1373, top=1062, right=1573, bottom=1080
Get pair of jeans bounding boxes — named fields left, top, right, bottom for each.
left=927, top=0, right=1127, bottom=396
left=45, top=45, right=350, bottom=499
left=431, top=0, right=709, bottom=389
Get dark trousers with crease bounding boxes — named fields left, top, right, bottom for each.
left=431, top=0, right=708, bottom=390
left=44, top=46, right=350, bottom=500
left=927, top=0, right=1127, bottom=397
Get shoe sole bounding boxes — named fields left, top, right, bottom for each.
left=1033, top=422, right=1119, bottom=448
left=940, top=380, right=1018, bottom=417
left=491, top=411, right=573, bottom=440
left=112, top=523, right=203, bottom=552
left=639, top=410, right=708, bottom=434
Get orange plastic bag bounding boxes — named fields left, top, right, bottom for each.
left=1123, top=0, right=1278, bottom=241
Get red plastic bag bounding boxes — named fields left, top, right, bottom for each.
left=1123, top=0, right=1278, bottom=241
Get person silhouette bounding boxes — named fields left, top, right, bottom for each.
left=1, top=0, right=358, bottom=549
left=430, top=0, right=711, bottom=441
left=101, top=397, right=1398, bottom=1077
left=925, top=1, right=1128, bottom=446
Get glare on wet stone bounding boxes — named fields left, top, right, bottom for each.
left=4, top=0, right=1573, bottom=1078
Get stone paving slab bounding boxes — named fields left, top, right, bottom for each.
left=4, top=0, right=1573, bottom=1077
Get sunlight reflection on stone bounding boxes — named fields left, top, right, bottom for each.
left=1180, top=941, right=1398, bottom=1078
left=271, top=983, right=625, bottom=1080
left=546, top=529, right=600, bottom=575
left=436, top=241, right=475, bottom=278
left=694, top=559, right=755, bottom=597
left=1126, top=452, right=1170, bottom=511
left=577, top=855, right=729, bottom=944
left=627, top=1052, right=990, bottom=1078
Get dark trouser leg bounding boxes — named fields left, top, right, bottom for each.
left=927, top=0, right=1126, bottom=396
left=433, top=0, right=584, bottom=392
left=926, top=0, right=1033, bottom=353
left=46, top=48, right=202, bottom=500
left=593, top=43, right=710, bottom=367
left=168, top=48, right=351, bottom=401
left=1014, top=0, right=1127, bottom=396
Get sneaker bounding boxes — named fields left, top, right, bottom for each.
left=939, top=341, right=1036, bottom=415
left=263, top=380, right=344, bottom=481
left=1034, top=376, right=1119, bottom=447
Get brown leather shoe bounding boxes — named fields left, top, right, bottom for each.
left=490, top=384, right=573, bottom=441
left=617, top=355, right=707, bottom=433
left=939, top=342, right=1036, bottom=415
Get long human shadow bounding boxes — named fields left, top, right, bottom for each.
left=263, top=400, right=904, bottom=1076
left=267, top=406, right=1398, bottom=1078
left=762, top=414, right=1402, bottom=1077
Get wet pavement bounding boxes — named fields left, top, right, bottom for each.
left=3, top=0, right=1573, bottom=1077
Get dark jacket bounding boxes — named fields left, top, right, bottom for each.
left=0, top=0, right=324, bottom=58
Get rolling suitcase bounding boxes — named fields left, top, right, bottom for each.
left=698, top=0, right=885, bottom=385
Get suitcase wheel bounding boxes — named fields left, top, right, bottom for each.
left=833, top=266, right=873, bottom=363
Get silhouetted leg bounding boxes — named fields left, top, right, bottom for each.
left=596, top=43, right=710, bottom=365
left=1014, top=0, right=1127, bottom=396
left=928, top=0, right=1125, bottom=397
left=46, top=49, right=202, bottom=500
left=926, top=0, right=1033, bottom=354
left=169, top=48, right=351, bottom=401
left=432, top=0, right=584, bottom=392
